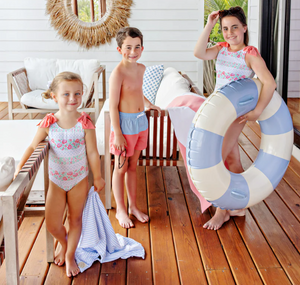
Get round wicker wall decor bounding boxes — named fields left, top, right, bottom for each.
left=46, top=0, right=133, bottom=49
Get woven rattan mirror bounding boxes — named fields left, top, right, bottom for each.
left=46, top=0, right=133, bottom=49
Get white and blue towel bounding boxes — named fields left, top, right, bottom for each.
left=75, top=187, right=145, bottom=272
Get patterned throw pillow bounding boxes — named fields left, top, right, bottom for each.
left=142, top=65, right=164, bottom=104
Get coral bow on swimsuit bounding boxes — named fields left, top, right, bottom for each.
left=78, top=112, right=95, bottom=129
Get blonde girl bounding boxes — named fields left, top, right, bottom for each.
left=194, top=7, right=276, bottom=230
left=15, top=72, right=105, bottom=277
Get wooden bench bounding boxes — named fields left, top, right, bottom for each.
left=0, top=141, right=53, bottom=285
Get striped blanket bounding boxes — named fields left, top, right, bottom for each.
left=75, top=187, right=145, bottom=272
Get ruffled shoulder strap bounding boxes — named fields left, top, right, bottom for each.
left=37, top=113, right=57, bottom=128
left=217, top=42, right=230, bottom=48
left=243, top=46, right=260, bottom=56
left=78, top=112, right=95, bottom=129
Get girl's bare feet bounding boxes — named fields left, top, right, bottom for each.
left=129, top=206, right=149, bottom=223
left=65, top=255, right=80, bottom=277
left=116, top=208, right=134, bottom=228
left=203, top=208, right=230, bottom=230
left=54, top=245, right=67, bottom=266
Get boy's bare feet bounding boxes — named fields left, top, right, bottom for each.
left=116, top=208, right=134, bottom=228
left=229, top=209, right=246, bottom=217
left=54, top=245, right=67, bottom=266
left=65, top=255, right=80, bottom=277
left=129, top=207, right=149, bottom=223
left=203, top=208, right=230, bottom=230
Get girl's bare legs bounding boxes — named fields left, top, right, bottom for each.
left=112, top=155, right=133, bottom=228
left=126, top=149, right=149, bottom=224
left=45, top=181, right=67, bottom=266
left=203, top=119, right=246, bottom=230
left=65, top=177, right=89, bottom=277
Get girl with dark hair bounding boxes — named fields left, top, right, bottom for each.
left=194, top=7, right=276, bottom=230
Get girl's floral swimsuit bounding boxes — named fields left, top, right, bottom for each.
left=38, top=112, right=95, bottom=191
left=214, top=42, right=260, bottom=91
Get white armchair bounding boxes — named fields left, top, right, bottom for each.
left=7, top=58, right=106, bottom=120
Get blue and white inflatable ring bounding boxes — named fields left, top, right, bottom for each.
left=186, top=78, right=293, bottom=210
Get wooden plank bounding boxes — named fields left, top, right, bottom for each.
left=20, top=221, right=49, bottom=284
left=146, top=166, right=180, bottom=285
left=127, top=166, right=152, bottom=285
left=159, top=111, right=164, bottom=163
left=206, top=270, right=235, bottom=285
left=166, top=116, right=171, bottom=162
left=152, top=111, right=158, bottom=164
left=162, top=166, right=207, bottom=284
left=145, top=111, right=150, bottom=161
left=177, top=167, right=233, bottom=274
left=99, top=184, right=126, bottom=284
left=217, top=212, right=263, bottom=285
left=264, top=192, right=300, bottom=251
left=0, top=102, right=17, bottom=119
left=250, top=202, right=300, bottom=284
left=259, top=268, right=292, bottom=285
left=0, top=216, right=44, bottom=285
left=233, top=210, right=281, bottom=270
left=44, top=219, right=71, bottom=285
left=73, top=262, right=100, bottom=284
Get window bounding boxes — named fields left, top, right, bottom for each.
left=72, top=0, right=107, bottom=22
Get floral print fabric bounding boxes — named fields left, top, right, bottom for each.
left=214, top=43, right=256, bottom=91
left=48, top=121, right=88, bottom=191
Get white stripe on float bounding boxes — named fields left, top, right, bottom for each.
left=193, top=92, right=237, bottom=137
left=188, top=161, right=230, bottom=201
left=242, top=166, right=273, bottom=208
left=257, top=90, right=282, bottom=121
left=260, top=129, right=294, bottom=160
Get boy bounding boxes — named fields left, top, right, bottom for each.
left=109, top=27, right=161, bottom=228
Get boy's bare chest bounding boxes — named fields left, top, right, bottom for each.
left=122, top=75, right=143, bottom=93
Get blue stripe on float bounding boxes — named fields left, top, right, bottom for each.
left=259, top=101, right=293, bottom=135
left=186, top=126, right=223, bottom=169
left=254, top=149, right=290, bottom=189
left=208, top=172, right=249, bottom=210
left=218, top=78, right=259, bottom=117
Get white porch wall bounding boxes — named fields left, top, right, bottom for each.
left=247, top=0, right=261, bottom=49
left=288, top=0, right=300, bottom=98
left=0, top=0, right=203, bottom=102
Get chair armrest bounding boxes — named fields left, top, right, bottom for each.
left=84, top=65, right=106, bottom=108
left=8, top=67, right=31, bottom=96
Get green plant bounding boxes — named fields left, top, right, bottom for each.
left=78, top=0, right=100, bottom=22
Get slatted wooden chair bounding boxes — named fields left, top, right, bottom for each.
left=7, top=65, right=106, bottom=120
left=0, top=141, right=53, bottom=285
left=104, top=109, right=180, bottom=209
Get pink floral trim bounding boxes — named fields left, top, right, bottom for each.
left=38, top=113, right=57, bottom=128
left=78, top=112, right=95, bottom=129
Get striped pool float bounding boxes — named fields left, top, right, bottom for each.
left=186, top=78, right=293, bottom=210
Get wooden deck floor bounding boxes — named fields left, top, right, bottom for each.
left=1, top=104, right=300, bottom=284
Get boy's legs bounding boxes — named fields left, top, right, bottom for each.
left=112, top=156, right=134, bottom=228
left=203, top=119, right=246, bottom=230
left=45, top=181, right=67, bottom=266
left=65, top=177, right=89, bottom=277
left=126, top=149, right=149, bottom=223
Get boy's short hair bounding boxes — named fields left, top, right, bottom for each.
left=116, top=27, right=143, bottom=48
